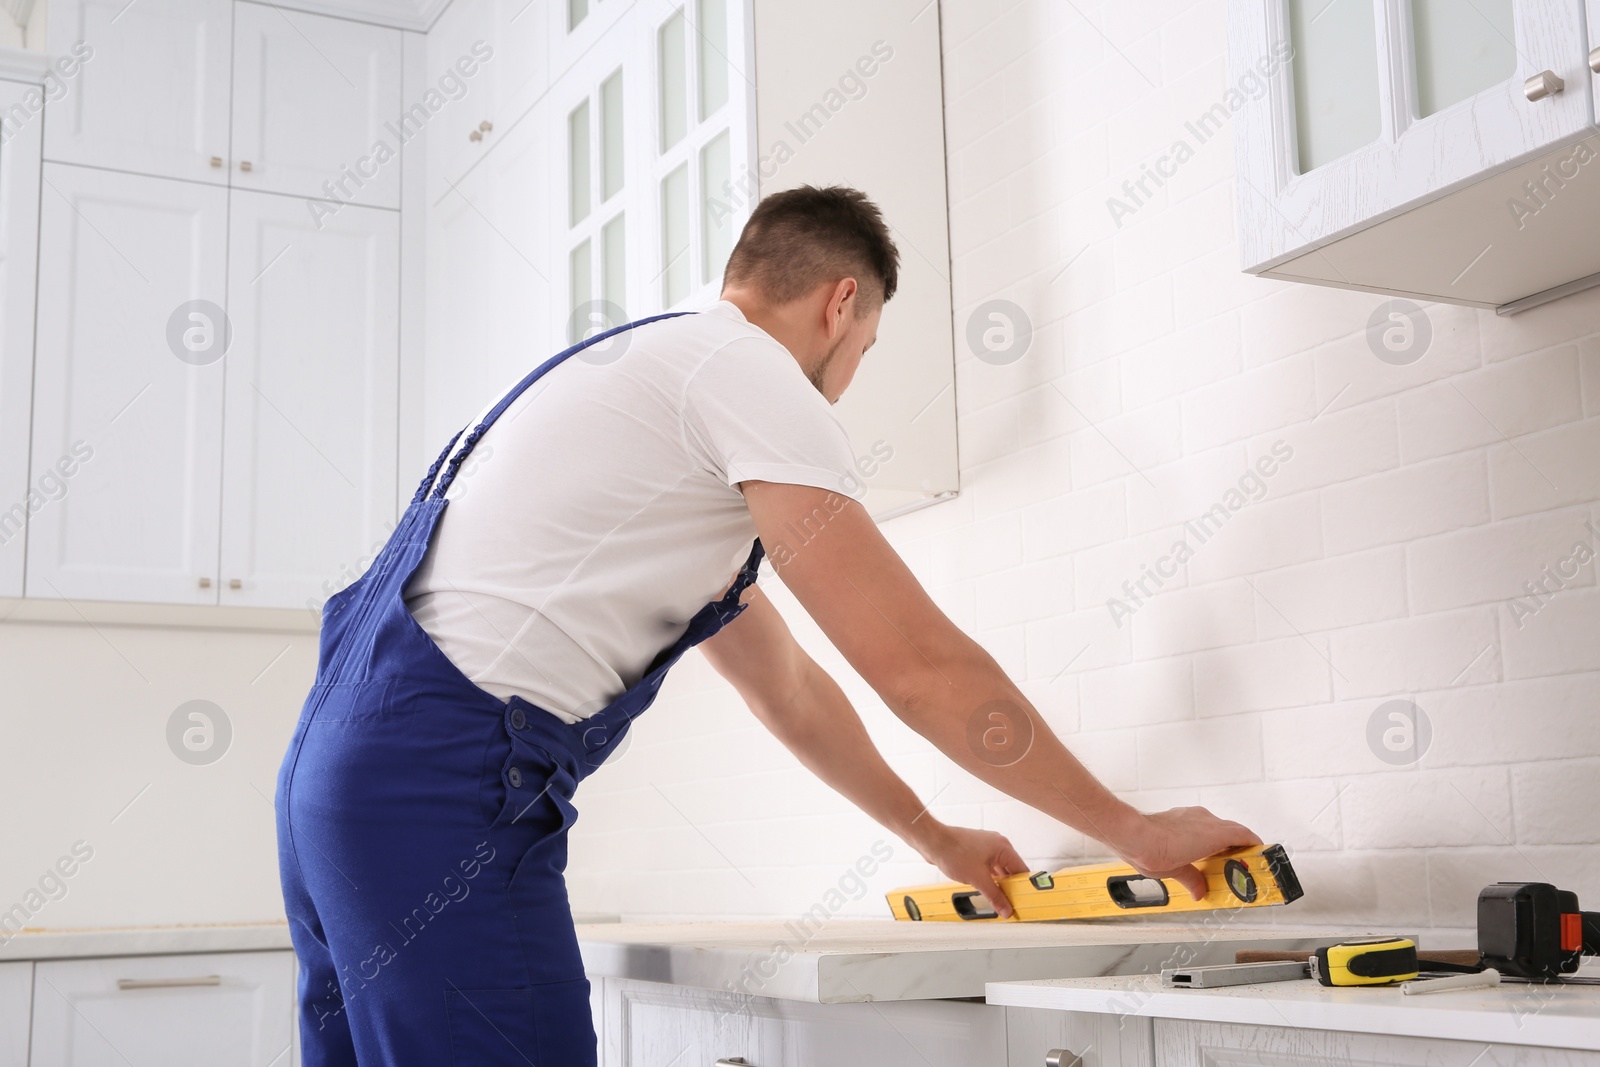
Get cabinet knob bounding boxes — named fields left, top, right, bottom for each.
left=228, top=578, right=242, bottom=590
left=1045, top=1052, right=1082, bottom=1067
left=479, top=120, right=493, bottom=132
left=198, top=577, right=212, bottom=589
left=469, top=129, right=483, bottom=142
left=1589, top=46, right=1599, bottom=74
left=1524, top=70, right=1565, bottom=101
left=239, top=160, right=254, bottom=172
left=209, top=156, right=222, bottom=168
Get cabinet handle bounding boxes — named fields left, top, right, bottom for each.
left=715, top=1060, right=753, bottom=1066
left=1524, top=70, right=1565, bottom=101
left=239, top=160, right=253, bottom=172
left=117, top=975, right=222, bottom=990
left=1045, top=1051, right=1082, bottom=1067
left=209, top=156, right=222, bottom=168
left=1589, top=46, right=1599, bottom=74
left=198, top=577, right=212, bottom=589
left=228, top=578, right=242, bottom=590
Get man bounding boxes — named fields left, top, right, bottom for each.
left=276, top=186, right=1259, bottom=1066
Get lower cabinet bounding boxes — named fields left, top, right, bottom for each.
left=1006, top=1007, right=1155, bottom=1067
left=29, top=950, right=294, bottom=1066
left=0, top=962, right=32, bottom=1067
left=600, top=977, right=1007, bottom=1067
left=1154, top=1020, right=1600, bottom=1067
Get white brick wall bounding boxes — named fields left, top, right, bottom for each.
left=567, top=0, right=1600, bottom=934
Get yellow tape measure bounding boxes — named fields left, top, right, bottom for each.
left=887, top=844, right=1303, bottom=923
left=1310, top=937, right=1419, bottom=986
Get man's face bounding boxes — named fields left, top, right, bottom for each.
left=811, top=305, right=882, bottom=404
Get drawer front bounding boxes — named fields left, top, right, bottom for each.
left=31, top=951, right=293, bottom=1067
left=1156, top=1020, right=1600, bottom=1067
left=1007, top=1006, right=1155, bottom=1067
left=603, top=977, right=1007, bottom=1067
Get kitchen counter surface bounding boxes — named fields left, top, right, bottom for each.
left=985, top=960, right=1600, bottom=1051
left=574, top=919, right=1388, bottom=1003
left=0, top=923, right=294, bottom=962
left=0, top=913, right=622, bottom=962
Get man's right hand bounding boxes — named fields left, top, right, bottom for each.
left=1114, top=806, right=1263, bottom=901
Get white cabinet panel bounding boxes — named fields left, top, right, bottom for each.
left=423, top=160, right=498, bottom=444
left=1155, top=1019, right=1600, bottom=1067
left=0, top=78, right=44, bottom=600
left=44, top=0, right=232, bottom=184
left=221, top=190, right=399, bottom=610
left=31, top=951, right=293, bottom=1067
left=28, top=163, right=227, bottom=604
left=232, top=1, right=404, bottom=209
left=603, top=977, right=1006, bottom=1067
left=753, top=0, right=958, bottom=518
left=425, top=0, right=495, bottom=205
left=0, top=962, right=31, bottom=1067
left=1006, top=1006, right=1155, bottom=1067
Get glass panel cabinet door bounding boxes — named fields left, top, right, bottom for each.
left=1287, top=0, right=1382, bottom=172
left=1229, top=0, right=1593, bottom=279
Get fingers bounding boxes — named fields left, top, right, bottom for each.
left=973, top=871, right=1016, bottom=919
left=993, top=838, right=1030, bottom=877
left=1168, top=863, right=1208, bottom=902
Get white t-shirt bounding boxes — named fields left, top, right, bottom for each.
left=405, top=301, right=860, bottom=722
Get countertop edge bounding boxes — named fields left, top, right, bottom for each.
left=0, top=924, right=295, bottom=962
left=983, top=978, right=1600, bottom=1052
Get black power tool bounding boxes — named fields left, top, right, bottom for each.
left=1478, top=882, right=1600, bottom=980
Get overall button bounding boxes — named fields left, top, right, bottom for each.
left=507, top=766, right=523, bottom=788
left=510, top=708, right=526, bottom=730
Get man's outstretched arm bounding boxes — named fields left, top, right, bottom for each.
left=699, top=585, right=1031, bottom=915
left=737, top=480, right=1261, bottom=903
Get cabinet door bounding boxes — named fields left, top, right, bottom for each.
left=1006, top=1007, right=1155, bottom=1067
left=220, top=190, right=398, bottom=610
left=44, top=0, right=232, bottom=184
left=28, top=163, right=227, bottom=604
left=1230, top=0, right=1594, bottom=274
left=0, top=78, right=44, bottom=599
left=0, top=962, right=31, bottom=1067
left=604, top=977, right=1007, bottom=1067
left=31, top=951, right=293, bottom=1067
left=425, top=0, right=495, bottom=205
left=231, top=2, right=403, bottom=209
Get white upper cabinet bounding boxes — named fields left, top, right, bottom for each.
left=231, top=2, right=404, bottom=209
left=28, top=163, right=229, bottom=605
left=45, top=0, right=233, bottom=184
left=0, top=78, right=44, bottom=600
left=1229, top=0, right=1600, bottom=312
left=752, top=0, right=959, bottom=516
left=220, top=190, right=399, bottom=610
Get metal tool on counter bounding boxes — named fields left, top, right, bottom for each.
left=1164, top=937, right=1419, bottom=988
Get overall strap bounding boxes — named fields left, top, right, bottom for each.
left=429, top=312, right=692, bottom=501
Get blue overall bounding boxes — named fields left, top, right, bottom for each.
left=275, top=314, right=764, bottom=1066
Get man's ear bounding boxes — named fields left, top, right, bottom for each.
left=824, top=277, right=859, bottom=338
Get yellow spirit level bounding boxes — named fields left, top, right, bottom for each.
left=886, top=844, right=1303, bottom=923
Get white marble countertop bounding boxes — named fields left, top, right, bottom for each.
left=0, top=923, right=294, bottom=962
left=986, top=961, right=1600, bottom=1050
left=0, top=913, right=621, bottom=963
left=575, top=919, right=1389, bottom=1004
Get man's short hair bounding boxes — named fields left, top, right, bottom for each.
left=723, top=185, right=900, bottom=312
